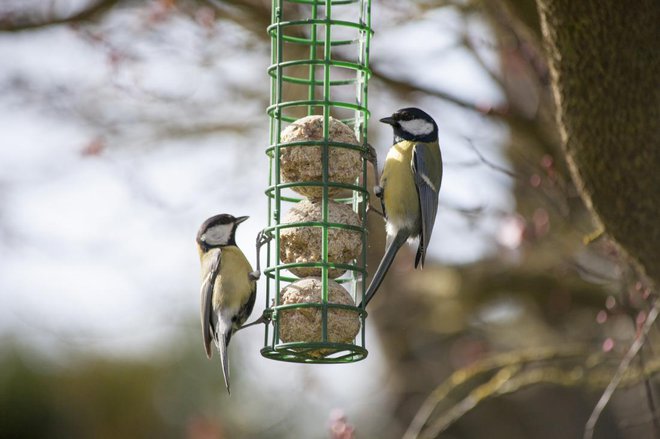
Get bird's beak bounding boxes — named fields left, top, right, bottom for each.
left=235, top=216, right=249, bottom=224
left=379, top=116, right=396, bottom=125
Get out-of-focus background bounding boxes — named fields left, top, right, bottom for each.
left=1, top=1, right=658, bottom=438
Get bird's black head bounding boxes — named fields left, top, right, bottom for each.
left=196, top=214, right=248, bottom=251
left=380, top=107, right=438, bottom=143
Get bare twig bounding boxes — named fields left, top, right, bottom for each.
left=370, top=63, right=509, bottom=118
left=463, top=137, right=519, bottom=179
left=404, top=341, right=660, bottom=439
left=584, top=299, right=660, bottom=439
left=0, top=0, right=120, bottom=32
left=640, top=349, right=660, bottom=437
left=404, top=346, right=588, bottom=439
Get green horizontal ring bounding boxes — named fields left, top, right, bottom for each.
left=267, top=68, right=369, bottom=86
left=272, top=301, right=365, bottom=314
left=263, top=262, right=366, bottom=279
left=264, top=188, right=370, bottom=204
left=261, top=271, right=306, bottom=283
left=271, top=74, right=357, bottom=86
left=269, top=112, right=369, bottom=124
left=266, top=139, right=367, bottom=154
left=263, top=191, right=364, bottom=204
left=268, top=100, right=370, bottom=121
left=284, top=0, right=359, bottom=5
left=275, top=35, right=358, bottom=46
left=264, top=220, right=365, bottom=234
left=268, top=18, right=373, bottom=33
left=267, top=20, right=373, bottom=47
left=260, top=342, right=368, bottom=363
left=268, top=98, right=369, bottom=112
left=264, top=183, right=369, bottom=203
left=268, top=116, right=364, bottom=128
left=267, top=34, right=369, bottom=47
left=265, top=179, right=368, bottom=193
left=268, top=58, right=371, bottom=75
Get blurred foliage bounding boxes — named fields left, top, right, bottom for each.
left=0, top=338, right=209, bottom=439
left=0, top=346, right=165, bottom=438
left=0, top=331, right=311, bottom=439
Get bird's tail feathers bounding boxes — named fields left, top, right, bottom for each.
left=361, top=231, right=409, bottom=307
left=414, top=241, right=426, bottom=268
left=217, top=331, right=231, bottom=395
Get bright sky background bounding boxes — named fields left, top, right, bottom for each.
left=0, top=2, right=512, bottom=431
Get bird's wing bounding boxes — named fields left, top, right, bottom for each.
left=375, top=185, right=386, bottom=218
left=412, top=143, right=442, bottom=268
left=201, top=249, right=222, bottom=359
left=234, top=277, right=257, bottom=329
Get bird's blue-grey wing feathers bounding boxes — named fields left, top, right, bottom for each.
left=412, top=143, right=442, bottom=268
left=201, top=249, right=222, bottom=358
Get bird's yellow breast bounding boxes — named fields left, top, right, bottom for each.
left=381, top=140, right=420, bottom=230
left=201, top=246, right=255, bottom=311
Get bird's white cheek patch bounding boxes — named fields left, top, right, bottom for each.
left=205, top=224, right=232, bottom=246
left=399, top=119, right=434, bottom=136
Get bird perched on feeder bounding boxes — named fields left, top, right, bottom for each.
left=197, top=213, right=259, bottom=394
left=362, top=107, right=443, bottom=307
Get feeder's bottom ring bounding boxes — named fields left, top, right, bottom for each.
left=261, top=342, right=367, bottom=364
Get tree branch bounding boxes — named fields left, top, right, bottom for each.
left=0, top=0, right=120, bottom=32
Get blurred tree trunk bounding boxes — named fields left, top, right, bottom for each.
left=367, top=1, right=660, bottom=436
left=535, top=0, right=660, bottom=286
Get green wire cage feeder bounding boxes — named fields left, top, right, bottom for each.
left=260, top=0, right=373, bottom=363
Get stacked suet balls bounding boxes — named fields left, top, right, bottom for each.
left=277, top=115, right=362, bottom=350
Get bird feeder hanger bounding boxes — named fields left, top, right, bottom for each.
left=258, top=0, right=373, bottom=363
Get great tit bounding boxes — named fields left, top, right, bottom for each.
left=197, top=213, right=258, bottom=394
left=362, top=107, right=443, bottom=307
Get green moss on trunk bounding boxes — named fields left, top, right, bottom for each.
left=536, top=0, right=660, bottom=285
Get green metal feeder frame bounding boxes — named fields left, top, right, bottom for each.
left=261, top=0, right=373, bottom=363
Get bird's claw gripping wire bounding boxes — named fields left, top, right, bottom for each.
left=238, top=310, right=272, bottom=331
left=250, top=229, right=274, bottom=281
left=362, top=143, right=378, bottom=171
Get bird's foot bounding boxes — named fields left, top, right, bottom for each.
left=238, top=312, right=271, bottom=331
left=363, top=143, right=378, bottom=166
left=256, top=230, right=273, bottom=248
left=254, top=230, right=274, bottom=275
left=366, top=203, right=385, bottom=217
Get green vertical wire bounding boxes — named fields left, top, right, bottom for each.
left=273, top=0, right=283, bottom=348
left=320, top=0, right=333, bottom=344
left=308, top=3, right=318, bottom=115
left=355, top=0, right=366, bottom=309
left=265, top=126, right=273, bottom=349
left=265, top=157, right=273, bottom=348
left=359, top=0, right=371, bottom=349
left=265, top=0, right=277, bottom=350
